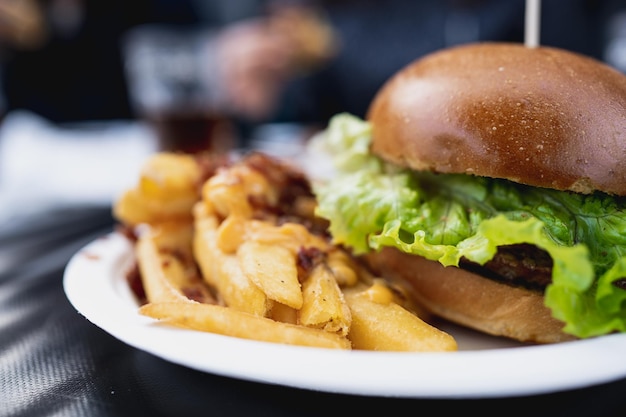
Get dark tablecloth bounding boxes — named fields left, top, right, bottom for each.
left=2, top=205, right=626, bottom=417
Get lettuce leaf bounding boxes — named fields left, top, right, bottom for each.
left=313, top=113, right=626, bottom=338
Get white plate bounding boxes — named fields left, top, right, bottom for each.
left=64, top=232, right=626, bottom=398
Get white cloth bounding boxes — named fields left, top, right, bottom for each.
left=0, top=111, right=158, bottom=222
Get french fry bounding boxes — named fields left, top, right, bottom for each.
left=203, top=177, right=253, bottom=219
left=148, top=221, right=194, bottom=254
left=251, top=222, right=329, bottom=253
left=138, top=153, right=201, bottom=201
left=140, top=302, right=351, bottom=349
left=216, top=218, right=331, bottom=255
left=113, top=153, right=203, bottom=227
left=238, top=240, right=303, bottom=309
left=217, top=255, right=270, bottom=315
left=344, top=282, right=458, bottom=352
left=113, top=189, right=154, bottom=225
left=299, top=264, right=351, bottom=335
left=202, top=164, right=276, bottom=219
left=214, top=214, right=248, bottom=254
left=326, top=249, right=360, bottom=287
left=113, top=188, right=196, bottom=226
left=269, top=301, right=298, bottom=324
left=136, top=231, right=213, bottom=305
left=193, top=213, right=269, bottom=316
left=192, top=214, right=221, bottom=289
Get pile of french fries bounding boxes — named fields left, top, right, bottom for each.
left=113, top=151, right=457, bottom=351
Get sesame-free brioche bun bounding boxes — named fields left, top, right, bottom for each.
left=362, top=42, right=626, bottom=343
left=367, top=42, right=626, bottom=196
left=365, top=248, right=577, bottom=344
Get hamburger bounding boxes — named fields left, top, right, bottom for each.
left=311, top=42, right=626, bottom=344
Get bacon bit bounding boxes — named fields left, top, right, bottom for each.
left=297, top=246, right=326, bottom=279
left=248, top=194, right=273, bottom=213
left=158, top=247, right=190, bottom=263
left=115, top=224, right=138, bottom=242
left=194, top=152, right=233, bottom=189
left=182, top=286, right=215, bottom=304
left=126, top=262, right=147, bottom=304
left=237, top=153, right=333, bottom=240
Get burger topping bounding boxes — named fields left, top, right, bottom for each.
left=311, top=113, right=626, bottom=340
left=460, top=243, right=553, bottom=292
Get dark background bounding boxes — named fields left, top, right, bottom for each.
left=1, top=0, right=624, bottom=126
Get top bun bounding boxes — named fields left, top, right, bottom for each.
left=367, top=42, right=626, bottom=196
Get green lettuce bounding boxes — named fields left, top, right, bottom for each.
left=313, top=113, right=626, bottom=338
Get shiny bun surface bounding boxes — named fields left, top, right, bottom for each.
left=368, top=42, right=626, bottom=195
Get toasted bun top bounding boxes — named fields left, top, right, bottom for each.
left=367, top=42, right=626, bottom=195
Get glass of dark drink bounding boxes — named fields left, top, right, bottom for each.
left=148, top=110, right=235, bottom=154
left=123, top=25, right=235, bottom=154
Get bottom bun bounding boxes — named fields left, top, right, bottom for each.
left=364, top=247, right=577, bottom=344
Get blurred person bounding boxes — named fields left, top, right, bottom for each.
left=0, top=0, right=47, bottom=52
left=213, top=2, right=338, bottom=121
left=216, top=0, right=626, bottom=130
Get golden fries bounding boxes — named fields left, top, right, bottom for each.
left=193, top=209, right=270, bottom=316
left=344, top=282, right=458, bottom=352
left=140, top=302, right=351, bottom=349
left=113, top=153, right=203, bottom=227
left=299, top=264, right=351, bottom=335
left=138, top=153, right=201, bottom=201
left=238, top=241, right=303, bottom=309
left=136, top=227, right=215, bottom=305
left=116, top=152, right=458, bottom=352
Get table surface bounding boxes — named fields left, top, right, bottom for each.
left=2, top=205, right=626, bottom=417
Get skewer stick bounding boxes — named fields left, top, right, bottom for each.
left=524, top=0, right=541, bottom=48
